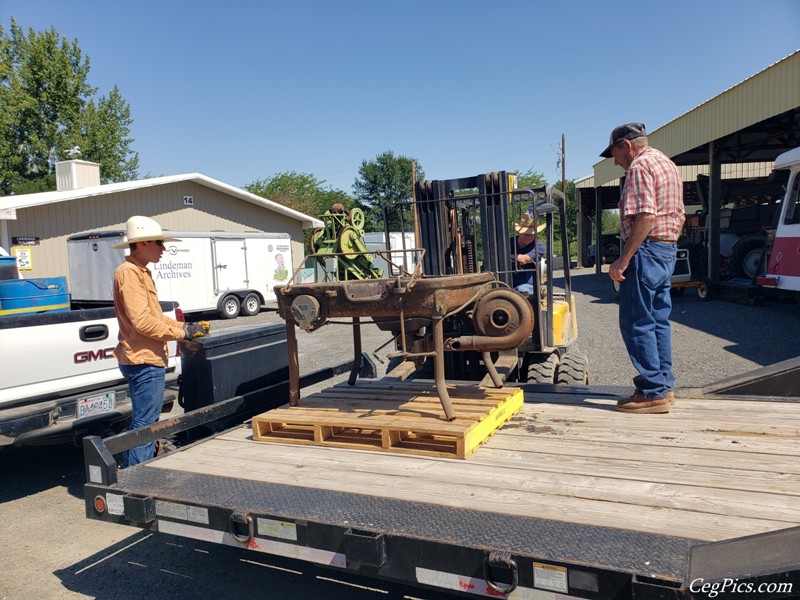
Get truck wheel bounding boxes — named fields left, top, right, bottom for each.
left=241, top=293, right=261, bottom=317
left=219, top=294, right=241, bottom=319
left=556, top=352, right=589, bottom=385
left=526, top=354, right=559, bottom=384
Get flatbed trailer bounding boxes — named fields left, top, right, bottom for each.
left=83, top=373, right=800, bottom=599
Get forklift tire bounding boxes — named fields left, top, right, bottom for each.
left=696, top=277, right=713, bottom=301
left=526, top=354, right=559, bottom=384
left=240, top=293, right=262, bottom=317
left=219, top=294, right=241, bottom=319
left=556, top=352, right=589, bottom=385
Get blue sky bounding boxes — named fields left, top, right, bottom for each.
left=3, top=1, right=799, bottom=193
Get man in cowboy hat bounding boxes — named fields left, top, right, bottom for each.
left=112, top=216, right=208, bottom=466
left=512, top=212, right=547, bottom=294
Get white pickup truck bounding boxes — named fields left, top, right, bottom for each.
left=0, top=298, right=181, bottom=447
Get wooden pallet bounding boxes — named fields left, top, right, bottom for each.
left=251, top=380, right=524, bottom=459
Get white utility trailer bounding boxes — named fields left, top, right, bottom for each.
left=67, top=230, right=291, bottom=319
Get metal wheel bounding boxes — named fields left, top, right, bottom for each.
left=241, top=293, right=261, bottom=317
left=349, top=208, right=365, bottom=231
left=696, top=277, right=712, bottom=301
left=219, top=294, right=240, bottom=319
left=526, top=353, right=559, bottom=384
left=556, top=352, right=589, bottom=385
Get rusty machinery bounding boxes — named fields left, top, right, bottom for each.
left=395, top=173, right=586, bottom=386
left=308, top=207, right=384, bottom=281
left=275, top=268, right=534, bottom=420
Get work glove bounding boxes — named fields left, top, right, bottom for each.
left=183, top=322, right=210, bottom=339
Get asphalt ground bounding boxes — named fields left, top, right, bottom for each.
left=2, top=267, right=799, bottom=600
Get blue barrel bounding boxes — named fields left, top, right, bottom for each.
left=0, top=276, right=71, bottom=316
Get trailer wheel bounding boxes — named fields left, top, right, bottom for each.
left=556, top=352, right=589, bottom=385
left=526, top=353, right=559, bottom=384
left=219, top=294, right=241, bottom=319
left=696, top=277, right=713, bottom=301
left=241, top=293, right=261, bottom=317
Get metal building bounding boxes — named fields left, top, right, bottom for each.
left=579, top=49, right=800, bottom=283
left=0, top=161, right=322, bottom=283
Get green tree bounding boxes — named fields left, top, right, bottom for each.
left=514, top=168, right=547, bottom=190
left=80, top=86, right=139, bottom=182
left=245, top=171, right=352, bottom=219
left=0, top=19, right=138, bottom=195
left=353, top=151, right=423, bottom=232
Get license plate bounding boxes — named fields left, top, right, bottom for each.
left=76, top=391, right=116, bottom=419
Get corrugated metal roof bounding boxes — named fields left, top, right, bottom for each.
left=577, top=162, right=775, bottom=190
left=2, top=173, right=323, bottom=228
left=594, top=50, right=800, bottom=186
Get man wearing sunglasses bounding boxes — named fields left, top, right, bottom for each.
left=111, top=216, right=208, bottom=466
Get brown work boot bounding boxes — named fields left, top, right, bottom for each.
left=616, top=391, right=671, bottom=414
left=667, top=390, right=676, bottom=406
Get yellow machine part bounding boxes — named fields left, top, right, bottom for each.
left=549, top=295, right=578, bottom=347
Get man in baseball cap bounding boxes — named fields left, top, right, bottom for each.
left=599, top=123, right=647, bottom=158
left=600, top=124, right=685, bottom=414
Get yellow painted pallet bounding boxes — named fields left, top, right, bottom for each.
left=251, top=380, right=524, bottom=459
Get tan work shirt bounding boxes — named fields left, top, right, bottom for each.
left=113, top=257, right=186, bottom=367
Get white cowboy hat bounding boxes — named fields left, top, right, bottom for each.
left=112, top=216, right=181, bottom=248
left=514, top=213, right=547, bottom=235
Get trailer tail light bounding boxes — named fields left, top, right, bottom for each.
left=94, top=495, right=107, bottom=513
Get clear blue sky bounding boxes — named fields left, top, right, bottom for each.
left=4, top=1, right=799, bottom=194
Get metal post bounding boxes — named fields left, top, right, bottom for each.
left=286, top=320, right=300, bottom=406
left=708, top=141, right=722, bottom=282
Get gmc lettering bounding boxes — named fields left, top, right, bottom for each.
left=74, top=347, right=115, bottom=363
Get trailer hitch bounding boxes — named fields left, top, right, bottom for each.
left=483, top=551, right=518, bottom=595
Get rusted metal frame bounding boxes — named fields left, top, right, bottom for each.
left=482, top=352, right=504, bottom=388
left=348, top=317, right=362, bottom=386
left=286, top=320, right=300, bottom=406
left=432, top=317, right=456, bottom=421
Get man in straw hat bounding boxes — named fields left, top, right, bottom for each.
left=512, top=212, right=547, bottom=294
left=112, top=216, right=209, bottom=466
left=600, top=123, right=684, bottom=414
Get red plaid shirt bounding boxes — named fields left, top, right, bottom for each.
left=619, top=146, right=684, bottom=241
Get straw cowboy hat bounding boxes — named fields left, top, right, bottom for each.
left=514, top=213, right=546, bottom=235
left=112, top=216, right=181, bottom=248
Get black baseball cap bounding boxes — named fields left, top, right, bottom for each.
left=600, top=123, right=647, bottom=158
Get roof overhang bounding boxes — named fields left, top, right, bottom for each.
left=593, top=50, right=800, bottom=187
left=3, top=173, right=324, bottom=229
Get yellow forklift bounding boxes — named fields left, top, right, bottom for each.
left=384, top=172, right=587, bottom=385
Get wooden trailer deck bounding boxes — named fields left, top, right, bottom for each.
left=150, top=382, right=800, bottom=543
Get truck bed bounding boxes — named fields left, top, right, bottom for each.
left=85, top=383, right=800, bottom=597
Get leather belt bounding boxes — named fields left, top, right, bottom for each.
left=646, top=237, right=676, bottom=243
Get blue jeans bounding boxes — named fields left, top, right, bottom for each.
left=618, top=241, right=677, bottom=399
left=119, top=363, right=166, bottom=467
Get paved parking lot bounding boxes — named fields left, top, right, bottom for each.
left=2, top=268, right=799, bottom=599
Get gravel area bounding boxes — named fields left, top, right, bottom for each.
left=2, top=267, right=799, bottom=599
